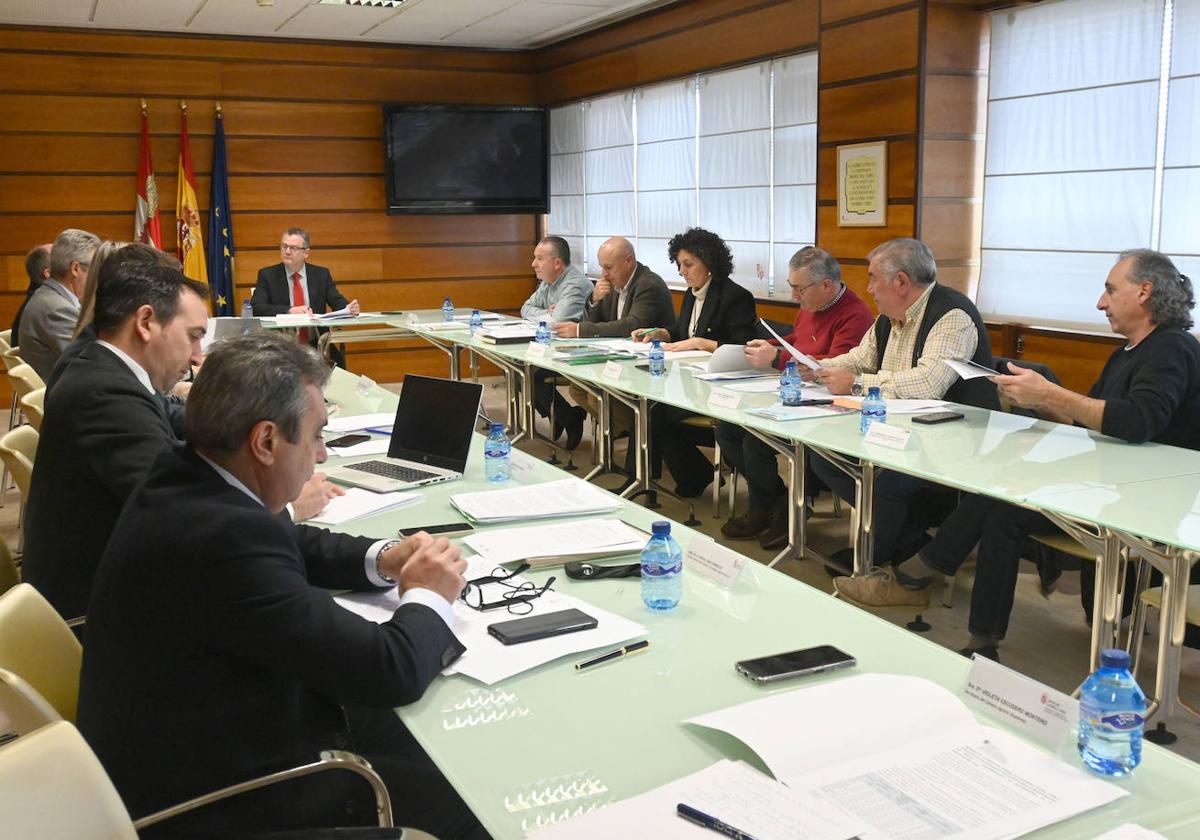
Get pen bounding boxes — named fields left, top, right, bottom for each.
left=574, top=639, right=649, bottom=670
left=635, top=328, right=657, bottom=338
left=675, top=803, right=759, bottom=840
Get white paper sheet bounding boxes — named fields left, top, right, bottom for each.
left=595, top=339, right=712, bottom=361
left=335, top=556, right=646, bottom=685
left=533, top=760, right=867, bottom=840
left=452, top=312, right=505, bottom=322
left=462, top=518, right=646, bottom=566
left=313, top=306, right=356, bottom=320
left=831, top=398, right=952, bottom=415
left=324, top=412, right=396, bottom=433
left=1093, top=825, right=1169, bottom=840
left=307, top=487, right=422, bottom=525
left=685, top=674, right=1126, bottom=840
left=944, top=358, right=1001, bottom=380
left=724, top=379, right=783, bottom=393
left=706, top=343, right=756, bottom=374
left=758, top=318, right=821, bottom=371
left=748, top=404, right=858, bottom=421
left=449, top=478, right=620, bottom=524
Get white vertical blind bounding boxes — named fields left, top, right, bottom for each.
left=979, top=0, right=1165, bottom=331
left=1163, top=0, right=1200, bottom=282
left=544, top=51, right=817, bottom=300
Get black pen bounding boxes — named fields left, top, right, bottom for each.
left=574, top=639, right=649, bottom=671
left=676, top=803, right=759, bottom=840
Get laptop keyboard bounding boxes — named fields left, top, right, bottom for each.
left=344, top=461, right=440, bottom=483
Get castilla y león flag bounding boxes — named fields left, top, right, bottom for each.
left=134, top=100, right=163, bottom=249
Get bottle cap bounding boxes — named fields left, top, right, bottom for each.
left=472, top=309, right=480, bottom=315
left=785, top=360, right=797, bottom=371
left=651, top=339, right=661, bottom=348
left=651, top=520, right=671, bottom=537
left=1100, top=648, right=1130, bottom=670
left=489, top=422, right=504, bottom=434
left=867, top=386, right=882, bottom=398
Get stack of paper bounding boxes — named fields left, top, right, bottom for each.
left=748, top=404, right=857, bottom=422
left=463, top=518, right=647, bottom=567
left=480, top=324, right=539, bottom=343
left=452, top=311, right=505, bottom=322
left=308, top=487, right=422, bottom=526
left=313, top=306, right=356, bottom=320
left=418, top=320, right=471, bottom=332
left=595, top=339, right=712, bottom=362
left=450, top=478, right=620, bottom=523
left=325, top=411, right=396, bottom=433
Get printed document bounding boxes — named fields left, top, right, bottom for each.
left=462, top=518, right=646, bottom=567
left=944, top=358, right=1000, bottom=380
left=685, top=674, right=1126, bottom=840
left=450, top=478, right=620, bottom=524
left=307, top=487, right=421, bottom=526
left=758, top=318, right=821, bottom=371
left=325, top=412, right=396, bottom=433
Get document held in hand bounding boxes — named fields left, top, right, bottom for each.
left=758, top=318, right=821, bottom=371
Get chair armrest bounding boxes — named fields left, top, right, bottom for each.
left=132, top=750, right=393, bottom=830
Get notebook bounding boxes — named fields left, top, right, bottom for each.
left=325, top=374, right=483, bottom=492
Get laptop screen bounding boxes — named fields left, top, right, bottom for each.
left=387, top=374, right=483, bottom=472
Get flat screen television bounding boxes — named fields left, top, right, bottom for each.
left=384, top=104, right=549, bottom=215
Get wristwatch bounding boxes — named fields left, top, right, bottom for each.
left=851, top=376, right=864, bottom=397
left=375, top=539, right=403, bottom=584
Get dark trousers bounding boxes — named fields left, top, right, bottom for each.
left=921, top=493, right=1053, bottom=642
left=714, top=422, right=827, bottom=512
left=532, top=368, right=573, bottom=421
left=809, top=453, right=929, bottom=568
left=651, top=404, right=713, bottom=493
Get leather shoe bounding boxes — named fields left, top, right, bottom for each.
left=721, top=509, right=772, bottom=540
left=959, top=644, right=1000, bottom=662
left=757, top=497, right=792, bottom=550
left=833, top=569, right=929, bottom=609
left=563, top=406, right=586, bottom=451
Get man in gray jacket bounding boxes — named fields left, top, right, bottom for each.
left=521, top=235, right=594, bottom=448
left=553, top=237, right=675, bottom=439
left=19, top=228, right=99, bottom=381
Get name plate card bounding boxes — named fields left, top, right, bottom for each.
left=356, top=375, right=377, bottom=397
left=863, top=422, right=912, bottom=450
left=526, top=342, right=548, bottom=360
left=685, top=536, right=747, bottom=589
left=962, top=656, right=1078, bottom=750
left=602, top=361, right=624, bottom=381
left=707, top=389, right=742, bottom=411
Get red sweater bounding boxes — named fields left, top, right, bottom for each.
left=773, top=285, right=874, bottom=369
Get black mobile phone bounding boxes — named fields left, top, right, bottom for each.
left=487, top=608, right=598, bottom=645
left=397, top=522, right=475, bottom=537
left=326, top=433, right=371, bottom=448
left=735, top=645, right=856, bottom=684
left=911, top=410, right=966, bottom=425
left=797, top=398, right=834, bottom=406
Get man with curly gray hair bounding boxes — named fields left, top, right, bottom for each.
left=836, top=249, right=1200, bottom=664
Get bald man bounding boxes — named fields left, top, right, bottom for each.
left=552, top=237, right=675, bottom=340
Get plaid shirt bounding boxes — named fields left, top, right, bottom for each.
left=821, top=282, right=978, bottom=399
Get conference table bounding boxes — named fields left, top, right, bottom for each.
left=321, top=370, right=1200, bottom=839
left=385, top=312, right=1200, bottom=740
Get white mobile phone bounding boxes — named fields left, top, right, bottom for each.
left=735, top=645, right=856, bottom=684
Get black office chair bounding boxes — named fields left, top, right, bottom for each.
left=992, top=357, right=1061, bottom=417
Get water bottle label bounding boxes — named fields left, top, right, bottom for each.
left=1099, top=712, right=1144, bottom=730
left=641, top=560, right=682, bottom=576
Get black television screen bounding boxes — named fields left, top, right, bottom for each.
left=384, top=104, right=549, bottom=215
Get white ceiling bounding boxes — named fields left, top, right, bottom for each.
left=0, top=0, right=677, bottom=49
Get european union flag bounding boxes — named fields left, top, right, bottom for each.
left=207, top=106, right=235, bottom=316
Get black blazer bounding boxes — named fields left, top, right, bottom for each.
left=669, top=276, right=757, bottom=346
left=22, top=341, right=178, bottom=619
left=78, top=446, right=465, bottom=830
left=251, top=262, right=349, bottom=316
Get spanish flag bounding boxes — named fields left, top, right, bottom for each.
left=175, top=101, right=207, bottom=283
left=134, top=100, right=162, bottom=249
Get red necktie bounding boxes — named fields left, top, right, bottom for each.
left=291, top=272, right=310, bottom=343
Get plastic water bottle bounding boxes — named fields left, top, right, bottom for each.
left=469, top=309, right=482, bottom=336
left=648, top=339, right=665, bottom=377
left=860, top=385, right=887, bottom=434
left=441, top=297, right=454, bottom=322
left=241, top=299, right=253, bottom=319
left=483, top=423, right=511, bottom=482
left=641, top=520, right=683, bottom=612
left=1078, top=648, right=1146, bottom=777
left=780, top=360, right=802, bottom=406
left=536, top=320, right=551, bottom=345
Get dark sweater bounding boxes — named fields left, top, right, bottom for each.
left=1090, top=326, right=1200, bottom=448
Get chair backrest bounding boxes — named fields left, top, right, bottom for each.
left=0, top=328, right=11, bottom=353
left=1, top=346, right=24, bottom=373
left=20, top=387, right=45, bottom=431
left=0, top=584, right=82, bottom=722
left=0, top=425, right=38, bottom=501
left=993, top=356, right=1062, bottom=416
left=0, top=538, right=18, bottom=598
left=7, top=362, right=45, bottom=399
left=0, top=721, right=137, bottom=840
left=0, top=666, right=62, bottom=743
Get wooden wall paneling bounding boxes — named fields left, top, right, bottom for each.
left=819, top=8, right=920, bottom=84
left=1016, top=331, right=1120, bottom=395
left=821, top=0, right=919, bottom=25
left=816, top=75, right=919, bottom=143
left=818, top=205, right=916, bottom=258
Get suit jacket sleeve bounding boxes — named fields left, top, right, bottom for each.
left=721, top=284, right=759, bottom=346
left=315, top=266, right=349, bottom=313
left=196, top=511, right=463, bottom=708
left=42, top=298, right=78, bottom=357
left=292, top=522, right=378, bottom=591
left=251, top=268, right=290, bottom=316
left=76, top=382, right=179, bottom=501
left=578, top=270, right=674, bottom=338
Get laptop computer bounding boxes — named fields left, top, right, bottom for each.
left=210, top=317, right=263, bottom=342
left=325, top=374, right=484, bottom=493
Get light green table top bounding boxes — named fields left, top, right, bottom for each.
left=317, top=373, right=1200, bottom=840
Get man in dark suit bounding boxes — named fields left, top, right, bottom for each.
left=252, top=227, right=359, bottom=367
left=11, top=242, right=51, bottom=348
left=21, top=244, right=209, bottom=620
left=78, top=333, right=480, bottom=838
left=552, top=237, right=675, bottom=439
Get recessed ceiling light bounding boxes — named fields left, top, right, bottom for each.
left=316, top=0, right=407, bottom=7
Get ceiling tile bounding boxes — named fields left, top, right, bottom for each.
left=188, top=0, right=316, bottom=37
left=93, top=0, right=198, bottom=30
left=278, top=2, right=398, bottom=38
left=0, top=0, right=93, bottom=25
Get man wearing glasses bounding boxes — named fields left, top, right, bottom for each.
left=715, top=246, right=873, bottom=549
left=252, top=227, right=359, bottom=365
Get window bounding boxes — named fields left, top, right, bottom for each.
left=979, top=0, right=1197, bottom=331
left=545, top=52, right=818, bottom=300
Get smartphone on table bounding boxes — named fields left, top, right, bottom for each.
left=397, top=522, right=475, bottom=537
left=735, top=645, right=856, bottom=684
